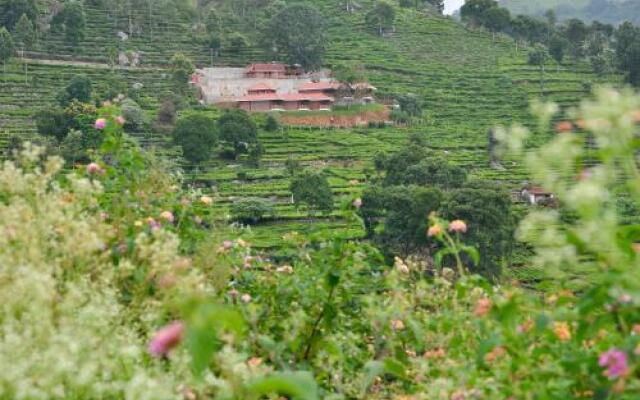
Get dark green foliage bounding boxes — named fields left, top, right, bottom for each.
left=172, top=114, right=218, bottom=165
left=290, top=170, right=333, bottom=215
left=397, top=94, right=424, bottom=117
left=156, top=99, right=177, bottom=126
left=35, top=107, right=69, bottom=141
left=51, top=2, right=86, bottom=46
left=169, top=53, right=195, bottom=93
left=264, top=4, right=326, bottom=71
left=218, top=109, right=258, bottom=158
left=363, top=185, right=443, bottom=256
left=0, top=27, right=13, bottom=67
left=12, top=13, right=35, bottom=50
left=562, top=18, right=588, bottom=57
left=57, top=75, right=92, bottom=107
left=365, top=1, right=396, bottom=36
left=614, top=22, right=640, bottom=87
left=549, top=34, right=568, bottom=65
left=359, top=143, right=514, bottom=277
left=231, top=198, right=275, bottom=225
left=460, top=0, right=499, bottom=27
left=0, top=0, right=37, bottom=30
left=264, top=115, right=279, bottom=132
left=120, top=98, right=145, bottom=132
left=483, top=7, right=511, bottom=34
left=227, top=32, right=248, bottom=54
left=440, top=184, right=515, bottom=278
left=528, top=45, right=548, bottom=68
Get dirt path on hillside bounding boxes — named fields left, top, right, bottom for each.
left=19, top=57, right=162, bottom=71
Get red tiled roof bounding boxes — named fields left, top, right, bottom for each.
left=298, top=81, right=341, bottom=92
left=246, top=63, right=287, bottom=73
left=235, top=92, right=334, bottom=102
left=528, top=187, right=552, bottom=195
left=248, top=83, right=276, bottom=92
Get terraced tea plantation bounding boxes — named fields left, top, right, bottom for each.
left=0, top=2, right=618, bottom=252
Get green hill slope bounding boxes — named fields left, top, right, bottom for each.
left=0, top=1, right=619, bottom=254
left=499, top=0, right=640, bottom=24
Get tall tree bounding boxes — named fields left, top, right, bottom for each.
left=483, top=6, right=511, bottom=39
left=549, top=34, right=568, bottom=70
left=614, top=22, right=640, bottom=87
left=172, top=114, right=218, bottom=166
left=217, top=109, right=258, bottom=158
left=263, top=4, right=326, bottom=71
left=365, top=1, right=396, bottom=36
left=0, top=0, right=37, bottom=30
left=460, top=0, right=498, bottom=27
left=169, top=53, right=194, bottom=93
left=562, top=18, right=588, bottom=58
left=290, top=170, right=334, bottom=215
left=0, top=27, right=14, bottom=81
left=12, top=13, right=35, bottom=53
left=51, top=2, right=86, bottom=46
left=528, top=44, right=549, bottom=92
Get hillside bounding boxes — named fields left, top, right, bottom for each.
left=0, top=1, right=617, bottom=256
left=499, top=0, right=640, bottom=25
left=3, top=2, right=640, bottom=397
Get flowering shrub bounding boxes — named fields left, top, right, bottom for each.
left=3, top=88, right=640, bottom=399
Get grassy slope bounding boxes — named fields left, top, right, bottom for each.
left=0, top=2, right=619, bottom=265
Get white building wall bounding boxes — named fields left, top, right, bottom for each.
left=196, top=67, right=332, bottom=104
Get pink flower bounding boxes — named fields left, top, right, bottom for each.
left=353, top=198, right=363, bottom=208
left=94, top=118, right=107, bottom=130
left=241, top=293, right=252, bottom=303
left=86, top=162, right=102, bottom=175
left=599, top=349, right=629, bottom=379
left=449, top=220, right=468, bottom=233
left=115, top=116, right=125, bottom=125
left=427, top=225, right=443, bottom=237
left=160, top=211, right=175, bottom=223
left=148, top=321, right=185, bottom=358
left=223, top=240, right=233, bottom=250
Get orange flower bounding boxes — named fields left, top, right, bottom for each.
left=632, top=324, right=640, bottom=335
left=474, top=298, right=492, bottom=317
left=427, top=224, right=443, bottom=237
left=553, top=321, right=572, bottom=342
left=424, top=348, right=446, bottom=359
left=391, top=319, right=405, bottom=331
left=247, top=357, right=263, bottom=368
left=517, top=318, right=534, bottom=334
left=632, top=243, right=640, bottom=253
left=633, top=110, right=640, bottom=123
left=484, top=346, right=506, bottom=363
left=555, top=121, right=574, bottom=133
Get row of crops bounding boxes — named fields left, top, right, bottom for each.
left=0, top=2, right=619, bottom=249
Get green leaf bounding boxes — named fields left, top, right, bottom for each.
left=184, top=302, right=245, bottom=377
left=248, top=371, right=319, bottom=400
left=382, top=358, right=407, bottom=379
left=360, top=360, right=384, bottom=393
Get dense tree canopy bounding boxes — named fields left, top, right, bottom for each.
left=57, top=75, right=93, bottom=107
left=263, top=4, right=326, bottom=71
left=0, top=0, right=37, bottom=30
left=365, top=1, right=396, bottom=36
left=0, top=27, right=14, bottom=68
left=360, top=144, right=514, bottom=278
left=12, top=14, right=35, bottom=51
left=290, top=170, right=334, bottom=215
left=217, top=109, right=258, bottom=158
left=172, top=114, right=218, bottom=165
left=51, top=2, right=86, bottom=46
